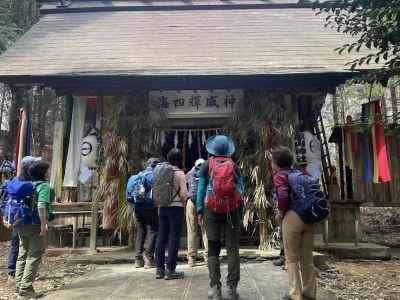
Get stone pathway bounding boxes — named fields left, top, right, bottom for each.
left=42, top=261, right=335, bottom=300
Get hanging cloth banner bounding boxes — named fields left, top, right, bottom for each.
left=370, top=103, right=380, bottom=183
left=359, top=132, right=373, bottom=183
left=50, top=121, right=64, bottom=198
left=372, top=101, right=391, bottom=183
left=344, top=128, right=354, bottom=170
left=63, top=97, right=87, bottom=187
left=15, top=109, right=31, bottom=177
left=62, top=96, right=74, bottom=178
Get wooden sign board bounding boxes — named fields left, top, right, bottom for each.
left=149, top=89, right=243, bottom=118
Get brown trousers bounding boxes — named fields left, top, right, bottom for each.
left=283, top=211, right=316, bottom=300
left=186, top=200, right=208, bottom=258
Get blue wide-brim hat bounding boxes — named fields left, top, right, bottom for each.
left=206, top=135, right=235, bottom=157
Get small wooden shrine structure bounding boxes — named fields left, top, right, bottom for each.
left=0, top=0, right=384, bottom=249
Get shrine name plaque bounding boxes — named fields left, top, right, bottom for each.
left=149, top=89, right=243, bottom=118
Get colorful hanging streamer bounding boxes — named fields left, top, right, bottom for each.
left=359, top=132, right=373, bottom=183
left=372, top=101, right=391, bottom=183
left=15, top=108, right=31, bottom=177
left=360, top=101, right=391, bottom=184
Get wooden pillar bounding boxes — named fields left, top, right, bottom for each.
left=89, top=96, right=103, bottom=253
left=89, top=190, right=99, bottom=253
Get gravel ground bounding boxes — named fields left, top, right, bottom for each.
left=0, top=241, right=94, bottom=300
left=316, top=207, right=400, bottom=300
left=2, top=207, right=400, bottom=300
left=318, top=258, right=400, bottom=300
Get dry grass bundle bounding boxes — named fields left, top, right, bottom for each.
left=95, top=101, right=129, bottom=231
left=225, top=90, right=293, bottom=250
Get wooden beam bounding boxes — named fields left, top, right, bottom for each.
left=40, top=2, right=315, bottom=15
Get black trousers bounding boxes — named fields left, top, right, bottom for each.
left=205, top=209, right=241, bottom=287
left=134, top=207, right=158, bottom=259
left=155, top=206, right=184, bottom=272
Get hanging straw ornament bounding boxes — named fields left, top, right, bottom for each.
left=188, top=130, right=193, bottom=148
left=174, top=130, right=179, bottom=149
left=197, top=131, right=202, bottom=158
left=160, top=130, right=166, bottom=147
left=202, top=130, right=207, bottom=145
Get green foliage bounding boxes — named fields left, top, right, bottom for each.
left=306, top=0, right=400, bottom=76
left=0, top=1, right=20, bottom=53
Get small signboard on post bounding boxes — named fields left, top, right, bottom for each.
left=149, top=89, right=243, bottom=118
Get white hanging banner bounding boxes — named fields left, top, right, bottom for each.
left=63, top=97, right=87, bottom=187
left=50, top=121, right=63, bottom=189
left=149, top=89, right=243, bottom=118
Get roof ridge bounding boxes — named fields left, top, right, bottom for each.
left=39, top=0, right=313, bottom=14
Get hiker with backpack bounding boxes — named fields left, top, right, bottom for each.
left=272, top=147, right=329, bottom=300
left=0, top=156, right=37, bottom=287
left=186, top=158, right=208, bottom=267
left=126, top=157, right=160, bottom=268
left=11, top=160, right=53, bottom=300
left=197, top=135, right=244, bottom=300
left=153, top=149, right=188, bottom=280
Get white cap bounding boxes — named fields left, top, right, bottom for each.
left=21, top=156, right=42, bottom=168
left=195, top=158, right=205, bottom=168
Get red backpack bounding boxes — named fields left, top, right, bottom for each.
left=206, top=157, right=242, bottom=214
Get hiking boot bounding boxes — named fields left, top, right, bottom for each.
left=273, top=256, right=285, bottom=267
left=7, top=275, right=16, bottom=286
left=135, top=257, right=145, bottom=268
left=155, top=269, right=165, bottom=279
left=188, top=256, right=196, bottom=267
left=208, top=284, right=222, bottom=300
left=164, top=270, right=184, bottom=280
left=226, top=285, right=239, bottom=300
left=18, top=288, right=43, bottom=300
left=144, top=256, right=156, bottom=269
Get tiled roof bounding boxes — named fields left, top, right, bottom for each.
left=0, top=7, right=369, bottom=80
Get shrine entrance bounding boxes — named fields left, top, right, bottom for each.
left=160, top=127, right=223, bottom=172
left=153, top=89, right=243, bottom=171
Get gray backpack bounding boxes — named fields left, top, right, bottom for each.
left=152, top=162, right=179, bottom=207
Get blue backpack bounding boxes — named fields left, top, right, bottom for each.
left=2, top=178, right=39, bottom=227
left=287, top=170, right=329, bottom=224
left=126, top=168, right=154, bottom=206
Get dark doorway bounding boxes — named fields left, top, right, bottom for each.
left=161, top=128, right=222, bottom=173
